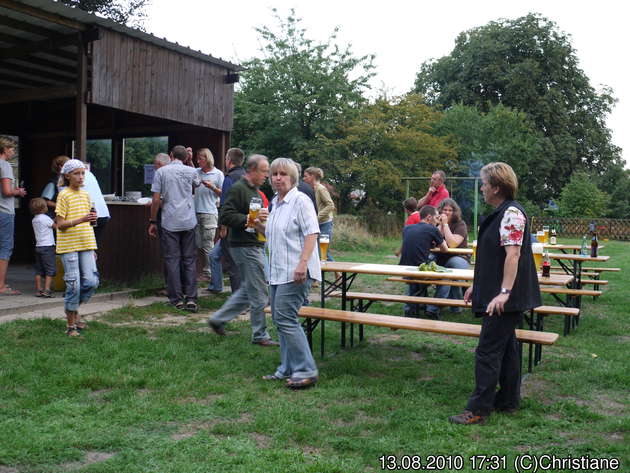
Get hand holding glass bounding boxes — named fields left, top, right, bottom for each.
left=246, top=197, right=262, bottom=233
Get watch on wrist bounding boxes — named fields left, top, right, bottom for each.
left=500, top=288, right=512, bottom=295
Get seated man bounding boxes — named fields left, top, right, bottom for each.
left=399, top=205, right=448, bottom=318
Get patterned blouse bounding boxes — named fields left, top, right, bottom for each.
left=499, top=206, right=526, bottom=246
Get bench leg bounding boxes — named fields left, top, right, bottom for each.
left=320, top=320, right=325, bottom=358
left=535, top=315, right=544, bottom=366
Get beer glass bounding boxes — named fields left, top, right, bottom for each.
left=536, top=231, right=545, bottom=243
left=319, top=233, right=330, bottom=261
left=532, top=243, right=544, bottom=271
left=246, top=196, right=262, bottom=233
left=542, top=225, right=550, bottom=244
left=471, top=240, right=477, bottom=264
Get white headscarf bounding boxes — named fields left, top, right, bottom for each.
left=60, top=159, right=85, bottom=175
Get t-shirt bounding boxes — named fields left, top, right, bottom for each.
left=151, top=160, right=200, bottom=232
left=32, top=214, right=55, bottom=247
left=0, top=159, right=15, bottom=215
left=399, top=222, right=444, bottom=266
left=194, top=167, right=224, bottom=215
left=405, top=212, right=420, bottom=226
left=435, top=220, right=468, bottom=265
left=426, top=184, right=449, bottom=207
left=55, top=187, right=97, bottom=254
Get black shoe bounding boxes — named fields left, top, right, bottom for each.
left=185, top=300, right=198, bottom=313
left=208, top=319, right=226, bottom=336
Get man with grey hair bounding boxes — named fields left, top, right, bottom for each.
left=417, top=170, right=449, bottom=208
left=149, top=145, right=201, bottom=311
left=154, top=152, right=171, bottom=168
left=208, top=154, right=278, bottom=346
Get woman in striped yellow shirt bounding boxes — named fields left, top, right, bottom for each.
left=55, top=159, right=98, bottom=337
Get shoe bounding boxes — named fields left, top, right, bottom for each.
left=185, top=300, right=198, bottom=313
left=75, top=319, right=87, bottom=331
left=208, top=319, right=226, bottom=336
left=41, top=290, right=54, bottom=298
left=252, top=339, right=280, bottom=347
left=448, top=410, right=487, bottom=425
left=286, top=376, right=318, bottom=390
left=173, top=301, right=185, bottom=310
left=65, top=326, right=81, bottom=337
left=204, top=288, right=222, bottom=295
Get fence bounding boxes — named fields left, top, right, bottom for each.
left=532, top=217, right=630, bottom=241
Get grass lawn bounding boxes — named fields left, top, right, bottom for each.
left=0, top=238, right=628, bottom=472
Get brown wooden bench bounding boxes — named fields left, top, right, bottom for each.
left=263, top=306, right=559, bottom=373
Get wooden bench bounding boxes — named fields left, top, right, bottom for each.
left=265, top=306, right=558, bottom=373
left=582, top=267, right=620, bottom=272
left=385, top=277, right=602, bottom=308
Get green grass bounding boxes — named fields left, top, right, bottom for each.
left=0, top=238, right=628, bottom=472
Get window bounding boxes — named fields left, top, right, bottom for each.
left=123, top=136, right=168, bottom=196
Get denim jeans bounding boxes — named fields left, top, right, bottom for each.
left=0, top=212, right=14, bottom=260
left=318, top=220, right=334, bottom=261
left=61, top=250, right=99, bottom=311
left=270, top=279, right=318, bottom=380
left=161, top=228, right=197, bottom=304
left=426, top=256, right=470, bottom=315
left=207, top=240, right=224, bottom=292
left=209, top=246, right=270, bottom=342
left=404, top=280, right=427, bottom=317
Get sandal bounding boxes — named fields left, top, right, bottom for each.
left=36, top=290, right=45, bottom=297
left=66, top=326, right=81, bottom=337
left=262, top=374, right=285, bottom=381
left=185, top=300, right=198, bottom=313
left=173, top=301, right=185, bottom=310
left=0, top=286, right=21, bottom=296
left=75, top=319, right=87, bottom=331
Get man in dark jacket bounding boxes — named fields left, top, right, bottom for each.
left=208, top=154, right=278, bottom=346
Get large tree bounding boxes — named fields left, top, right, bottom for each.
left=58, top=0, right=150, bottom=28
left=233, top=9, right=375, bottom=161
left=414, top=13, right=622, bottom=195
left=307, top=94, right=457, bottom=212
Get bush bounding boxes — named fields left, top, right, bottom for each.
left=333, top=215, right=382, bottom=251
left=558, top=172, right=610, bottom=218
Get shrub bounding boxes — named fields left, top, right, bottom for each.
left=558, top=172, right=610, bottom=218
left=333, top=215, right=381, bottom=251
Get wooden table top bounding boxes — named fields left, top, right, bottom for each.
left=321, top=261, right=573, bottom=286
left=548, top=253, right=610, bottom=262
left=543, top=243, right=605, bottom=251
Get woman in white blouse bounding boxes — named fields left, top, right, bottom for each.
left=257, top=157, right=321, bottom=389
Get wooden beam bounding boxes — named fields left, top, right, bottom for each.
left=0, top=0, right=87, bottom=31
left=6, top=56, right=76, bottom=76
left=0, top=60, right=74, bottom=83
left=0, top=13, right=64, bottom=38
left=0, top=85, right=76, bottom=104
left=0, top=31, right=78, bottom=61
left=0, top=71, right=54, bottom=87
left=75, top=38, right=88, bottom=159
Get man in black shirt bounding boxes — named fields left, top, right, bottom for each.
left=399, top=205, right=448, bottom=318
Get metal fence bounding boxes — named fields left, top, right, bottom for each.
left=532, top=217, right=630, bottom=241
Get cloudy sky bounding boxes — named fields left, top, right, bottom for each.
left=145, top=0, right=628, bottom=166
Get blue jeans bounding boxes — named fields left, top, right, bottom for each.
left=0, top=212, right=15, bottom=260
left=209, top=246, right=271, bottom=342
left=404, top=280, right=427, bottom=317
left=319, top=220, right=334, bottom=261
left=427, top=256, right=470, bottom=315
left=270, top=279, right=318, bottom=380
left=207, top=240, right=223, bottom=292
left=61, top=250, right=99, bottom=311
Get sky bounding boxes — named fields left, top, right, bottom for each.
left=145, top=0, right=628, bottom=167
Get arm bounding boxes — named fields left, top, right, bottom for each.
left=56, top=211, right=96, bottom=230
left=220, top=185, right=248, bottom=230
left=202, top=179, right=222, bottom=196
left=485, top=245, right=521, bottom=315
left=148, top=191, right=160, bottom=238
left=294, top=233, right=318, bottom=283
left=417, top=185, right=436, bottom=207
left=438, top=216, right=465, bottom=247
left=2, top=178, right=25, bottom=197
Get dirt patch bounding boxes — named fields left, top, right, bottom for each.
left=572, top=393, right=627, bottom=416
left=615, top=336, right=630, bottom=343
left=170, top=420, right=221, bottom=440
left=301, top=445, right=323, bottom=457
left=251, top=433, right=272, bottom=449
left=88, top=388, right=113, bottom=400
left=60, top=451, right=116, bottom=470
left=388, top=350, right=424, bottom=361
left=417, top=375, right=435, bottom=382
left=605, top=432, right=624, bottom=442
left=521, top=377, right=557, bottom=405
left=557, top=432, right=583, bottom=445
left=545, top=413, right=563, bottom=421
left=369, top=333, right=402, bottom=344
left=0, top=466, right=18, bottom=473
left=235, top=412, right=253, bottom=423
left=177, top=394, right=223, bottom=406
left=331, top=411, right=374, bottom=427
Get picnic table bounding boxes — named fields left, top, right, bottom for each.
left=544, top=243, right=606, bottom=254
left=549, top=253, right=610, bottom=289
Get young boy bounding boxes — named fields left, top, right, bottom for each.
left=30, top=197, right=56, bottom=297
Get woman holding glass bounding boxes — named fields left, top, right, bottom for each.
left=258, top=158, right=320, bottom=389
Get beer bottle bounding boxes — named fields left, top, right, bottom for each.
left=541, top=250, right=551, bottom=278
left=549, top=227, right=557, bottom=245
left=90, top=201, right=98, bottom=227
left=590, top=232, right=598, bottom=258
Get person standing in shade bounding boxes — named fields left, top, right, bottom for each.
left=41, top=155, right=69, bottom=218
left=148, top=145, right=201, bottom=312
left=450, top=162, right=541, bottom=425
left=83, top=164, right=111, bottom=245
left=194, top=148, right=224, bottom=281
left=207, top=154, right=277, bottom=346
left=259, top=158, right=320, bottom=389
left=0, top=136, right=26, bottom=296
left=303, top=167, right=335, bottom=261
left=417, top=170, right=449, bottom=208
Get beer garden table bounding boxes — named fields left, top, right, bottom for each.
left=544, top=243, right=605, bottom=254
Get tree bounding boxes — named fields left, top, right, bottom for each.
left=435, top=103, right=550, bottom=205
left=596, top=164, right=630, bottom=219
left=558, top=172, right=610, bottom=218
left=233, top=9, right=375, bottom=161
left=307, top=94, right=457, bottom=212
left=414, top=13, right=622, bottom=196
left=58, top=0, right=150, bottom=29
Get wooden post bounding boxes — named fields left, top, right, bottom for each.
left=75, top=36, right=87, bottom=160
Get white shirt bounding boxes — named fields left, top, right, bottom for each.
left=266, top=187, right=321, bottom=285
left=32, top=214, right=55, bottom=247
left=83, top=170, right=110, bottom=218
left=194, top=167, right=224, bottom=214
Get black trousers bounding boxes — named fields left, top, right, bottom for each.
left=161, top=228, right=197, bottom=304
left=466, top=311, right=522, bottom=416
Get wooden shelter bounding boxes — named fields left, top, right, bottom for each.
left=0, top=0, right=241, bottom=282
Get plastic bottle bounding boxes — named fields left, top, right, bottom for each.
left=580, top=235, right=588, bottom=255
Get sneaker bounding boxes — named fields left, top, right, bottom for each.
left=448, top=410, right=487, bottom=425
left=208, top=319, right=226, bottom=336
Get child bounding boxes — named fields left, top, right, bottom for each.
left=29, top=197, right=56, bottom=297
left=55, top=159, right=99, bottom=337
